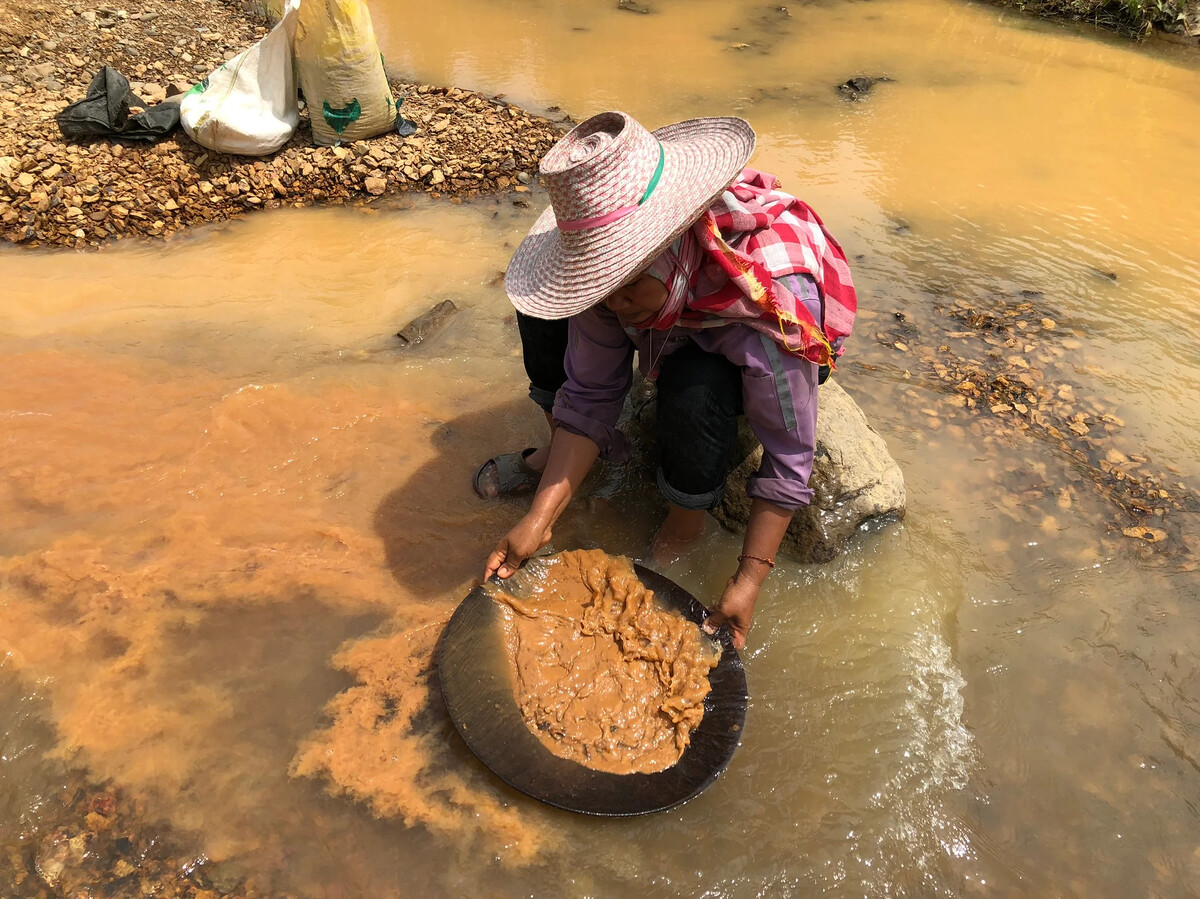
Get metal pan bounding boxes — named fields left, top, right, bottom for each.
left=437, top=560, right=748, bottom=816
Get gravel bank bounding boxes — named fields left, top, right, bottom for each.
left=0, top=0, right=566, bottom=249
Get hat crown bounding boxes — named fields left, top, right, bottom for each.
left=540, top=112, right=662, bottom=234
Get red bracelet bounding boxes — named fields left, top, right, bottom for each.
left=738, top=554, right=775, bottom=568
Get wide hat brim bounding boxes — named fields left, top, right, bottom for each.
left=505, top=116, right=756, bottom=320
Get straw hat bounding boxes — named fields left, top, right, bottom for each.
left=505, top=111, right=756, bottom=319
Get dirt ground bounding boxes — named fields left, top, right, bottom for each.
left=0, top=0, right=567, bottom=249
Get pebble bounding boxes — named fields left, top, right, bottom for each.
left=24, top=62, right=55, bottom=81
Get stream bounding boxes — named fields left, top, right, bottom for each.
left=3, top=0, right=1199, bottom=895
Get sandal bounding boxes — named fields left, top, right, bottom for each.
left=473, top=448, right=543, bottom=499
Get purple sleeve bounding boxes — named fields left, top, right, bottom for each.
left=740, top=274, right=822, bottom=510
left=552, top=306, right=635, bottom=460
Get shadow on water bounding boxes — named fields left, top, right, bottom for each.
left=372, top=395, right=543, bottom=598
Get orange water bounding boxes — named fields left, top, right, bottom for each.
left=3, top=0, right=1199, bottom=895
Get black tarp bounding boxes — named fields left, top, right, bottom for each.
left=57, top=67, right=180, bottom=142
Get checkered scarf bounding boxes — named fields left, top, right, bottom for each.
left=644, top=168, right=857, bottom=367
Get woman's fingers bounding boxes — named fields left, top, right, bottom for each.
left=702, top=611, right=747, bottom=650
left=701, top=612, right=725, bottom=636
left=484, top=544, right=512, bottom=582
left=483, top=517, right=552, bottom=583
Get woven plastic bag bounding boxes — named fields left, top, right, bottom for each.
left=180, top=0, right=300, bottom=155
left=294, top=0, right=396, bottom=146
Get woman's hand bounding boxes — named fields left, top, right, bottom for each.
left=702, top=572, right=762, bottom=651
left=482, top=429, right=601, bottom=582
left=703, top=497, right=793, bottom=651
left=484, top=513, right=553, bottom=581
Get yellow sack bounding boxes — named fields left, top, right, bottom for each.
left=294, top=0, right=396, bottom=146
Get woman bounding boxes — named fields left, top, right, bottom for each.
left=477, top=111, right=856, bottom=649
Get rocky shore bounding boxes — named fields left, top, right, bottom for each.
left=0, top=0, right=565, bottom=250
left=985, top=0, right=1199, bottom=41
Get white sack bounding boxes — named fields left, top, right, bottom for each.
left=180, top=0, right=300, bottom=156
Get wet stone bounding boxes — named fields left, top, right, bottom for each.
left=395, top=299, right=459, bottom=348
left=889, top=283, right=1200, bottom=563
left=5, top=769, right=265, bottom=899
left=837, top=75, right=894, bottom=100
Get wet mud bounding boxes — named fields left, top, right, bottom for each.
left=492, top=550, right=718, bottom=775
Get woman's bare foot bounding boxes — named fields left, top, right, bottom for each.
left=651, top=506, right=707, bottom=566
left=474, top=446, right=550, bottom=498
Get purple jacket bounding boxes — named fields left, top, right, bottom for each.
left=553, top=273, right=822, bottom=510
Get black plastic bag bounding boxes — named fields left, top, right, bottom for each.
left=57, top=66, right=180, bottom=142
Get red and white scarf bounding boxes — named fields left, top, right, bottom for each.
left=644, top=168, right=857, bottom=368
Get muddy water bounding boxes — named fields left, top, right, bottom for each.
left=2, top=0, right=1199, bottom=895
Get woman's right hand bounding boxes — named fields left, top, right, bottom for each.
left=484, top=513, right=554, bottom=581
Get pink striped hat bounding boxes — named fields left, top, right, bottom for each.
left=505, top=111, right=756, bottom=319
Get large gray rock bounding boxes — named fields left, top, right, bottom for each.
left=626, top=375, right=905, bottom=563
left=713, top=379, right=906, bottom=562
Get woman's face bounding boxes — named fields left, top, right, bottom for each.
left=601, top=274, right=668, bottom=328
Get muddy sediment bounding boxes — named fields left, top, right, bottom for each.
left=0, top=347, right=557, bottom=879
left=493, top=550, right=718, bottom=775
left=288, top=619, right=557, bottom=866
left=0, top=0, right=565, bottom=249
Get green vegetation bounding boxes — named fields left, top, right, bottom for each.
left=996, top=0, right=1197, bottom=36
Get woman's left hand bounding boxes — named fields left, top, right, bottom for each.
left=702, top=573, right=762, bottom=651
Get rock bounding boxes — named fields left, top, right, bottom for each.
left=837, top=75, right=893, bottom=100
left=23, top=62, right=56, bottom=82
left=395, top=299, right=458, bottom=347
left=0, top=156, right=18, bottom=179
left=112, top=858, right=136, bottom=878
left=138, top=82, right=166, bottom=103
left=714, top=379, right=905, bottom=562
left=80, top=9, right=96, bottom=22
left=364, top=176, right=386, bottom=195
left=617, top=0, right=652, bottom=12
left=516, top=171, right=532, bottom=184
left=167, top=80, right=193, bottom=97
left=627, top=375, right=904, bottom=564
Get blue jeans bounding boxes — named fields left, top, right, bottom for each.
left=517, top=311, right=742, bottom=511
